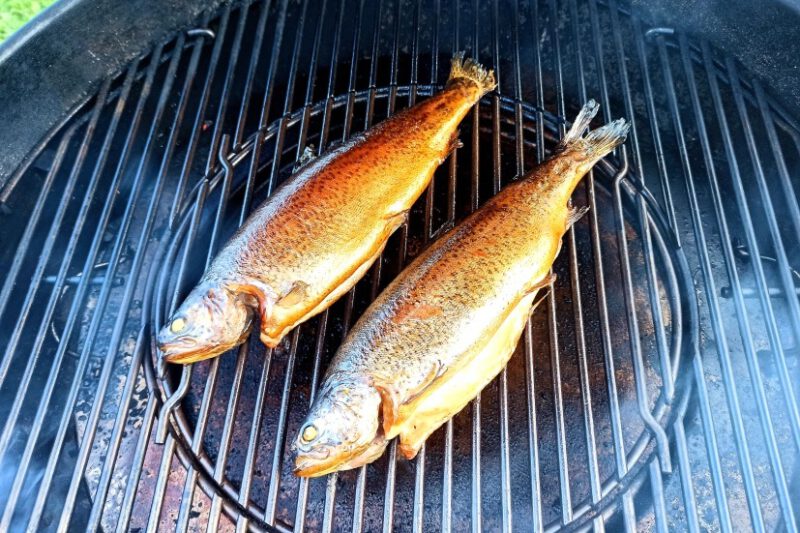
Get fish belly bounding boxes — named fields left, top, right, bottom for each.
left=261, top=235, right=391, bottom=346
left=396, top=290, right=538, bottom=459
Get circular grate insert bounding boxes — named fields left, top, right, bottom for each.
left=145, top=88, right=695, bottom=532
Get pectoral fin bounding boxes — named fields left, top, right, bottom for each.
left=447, top=130, right=463, bottom=155
left=528, top=289, right=551, bottom=317
left=526, top=273, right=556, bottom=295
left=521, top=277, right=554, bottom=321
left=404, top=360, right=446, bottom=403
left=374, top=360, right=445, bottom=438
left=276, top=280, right=310, bottom=308
left=384, top=209, right=409, bottom=232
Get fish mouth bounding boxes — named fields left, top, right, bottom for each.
left=293, top=450, right=348, bottom=478
left=157, top=337, right=231, bottom=364
left=294, top=458, right=338, bottom=478
left=162, top=348, right=223, bottom=364
left=294, top=440, right=362, bottom=478
left=293, top=436, right=389, bottom=477
left=157, top=320, right=253, bottom=364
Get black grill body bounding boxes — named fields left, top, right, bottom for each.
left=0, top=0, right=798, bottom=531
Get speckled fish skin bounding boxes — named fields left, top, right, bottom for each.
left=292, top=100, right=629, bottom=476
left=157, top=54, right=497, bottom=364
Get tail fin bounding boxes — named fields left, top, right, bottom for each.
left=558, top=100, right=630, bottom=159
left=447, top=52, right=497, bottom=96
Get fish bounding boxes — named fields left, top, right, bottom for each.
left=156, top=53, right=496, bottom=364
left=292, top=100, right=629, bottom=477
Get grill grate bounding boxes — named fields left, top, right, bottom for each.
left=146, top=88, right=692, bottom=532
left=0, top=0, right=798, bottom=531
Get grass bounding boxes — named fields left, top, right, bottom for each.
left=0, top=0, right=57, bottom=42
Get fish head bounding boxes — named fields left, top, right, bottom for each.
left=157, top=282, right=254, bottom=364
left=293, top=378, right=385, bottom=477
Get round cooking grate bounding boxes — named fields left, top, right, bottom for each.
left=145, top=88, right=695, bottom=532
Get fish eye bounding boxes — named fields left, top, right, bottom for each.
left=169, top=317, right=187, bottom=333
left=301, top=424, right=318, bottom=442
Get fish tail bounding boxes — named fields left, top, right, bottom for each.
left=558, top=100, right=630, bottom=160
left=447, top=51, right=497, bottom=96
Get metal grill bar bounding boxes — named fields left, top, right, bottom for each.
left=704, top=43, right=798, bottom=526
left=640, top=31, right=703, bottom=532
left=608, top=0, right=673, bottom=474
left=754, top=83, right=800, bottom=240
left=566, top=2, right=606, bottom=530
left=108, top=39, right=205, bottom=529
left=466, top=7, right=483, bottom=531
left=637, top=43, right=701, bottom=526
left=53, top=40, right=186, bottom=531
left=578, top=4, right=648, bottom=528
left=0, top=124, right=66, bottom=386
left=385, top=6, right=412, bottom=530
left=637, top=25, right=676, bottom=405
left=546, top=1, right=577, bottom=526
left=154, top=10, right=251, bottom=530
left=12, top=42, right=153, bottom=528
left=525, top=3, right=547, bottom=531
left=168, top=8, right=244, bottom=531
left=727, top=60, right=800, bottom=448
left=168, top=11, right=225, bottom=227
left=667, top=34, right=735, bottom=531
left=0, top=121, right=95, bottom=529
left=489, top=4, right=515, bottom=530
left=0, top=84, right=106, bottom=416
left=1, top=0, right=799, bottom=531
left=228, top=7, right=292, bottom=522
left=585, top=0, right=629, bottom=489
left=89, top=32, right=210, bottom=532
left=291, top=4, right=346, bottom=531
left=157, top=187, right=212, bottom=530
left=0, top=135, right=70, bottom=336
left=6, top=51, right=151, bottom=530
left=678, top=35, right=765, bottom=531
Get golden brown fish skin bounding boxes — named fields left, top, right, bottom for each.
left=293, top=100, right=629, bottom=475
left=157, top=55, right=496, bottom=364
left=326, top=157, right=572, bottom=427
left=212, top=78, right=482, bottom=344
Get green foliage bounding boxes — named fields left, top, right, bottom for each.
left=0, top=0, right=56, bottom=42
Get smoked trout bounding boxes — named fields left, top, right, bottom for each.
left=292, top=100, right=629, bottom=477
left=157, top=53, right=496, bottom=364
